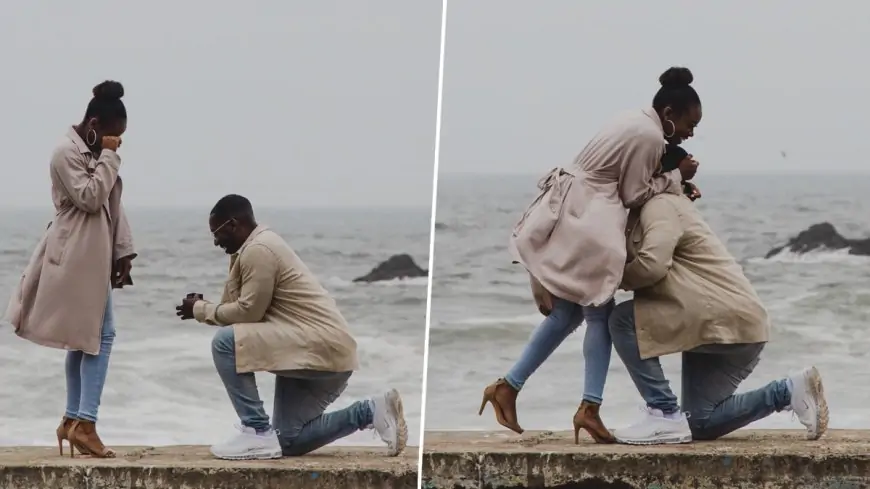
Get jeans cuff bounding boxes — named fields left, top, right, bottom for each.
left=244, top=422, right=273, bottom=433
left=581, top=394, right=603, bottom=404
left=503, top=375, right=523, bottom=392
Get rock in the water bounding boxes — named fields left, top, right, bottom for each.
left=765, top=222, right=870, bottom=258
left=352, top=254, right=428, bottom=283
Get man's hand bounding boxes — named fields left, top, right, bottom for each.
left=678, top=155, right=699, bottom=181
left=113, top=256, right=133, bottom=287
left=176, top=293, right=203, bottom=320
left=684, top=181, right=702, bottom=201
left=529, top=274, right=553, bottom=316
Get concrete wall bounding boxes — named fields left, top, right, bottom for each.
left=421, top=430, right=870, bottom=489
left=0, top=445, right=417, bottom=489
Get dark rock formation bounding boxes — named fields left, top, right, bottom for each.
left=352, top=254, right=429, bottom=283
left=765, top=222, right=870, bottom=258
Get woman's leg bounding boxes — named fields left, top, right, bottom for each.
left=64, top=351, right=84, bottom=419
left=77, top=292, right=116, bottom=422
left=504, top=298, right=585, bottom=391
left=581, top=299, right=615, bottom=404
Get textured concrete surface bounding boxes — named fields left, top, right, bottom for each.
left=0, top=445, right=418, bottom=488
left=421, top=429, right=870, bottom=489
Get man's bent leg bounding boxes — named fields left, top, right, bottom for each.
left=210, top=327, right=281, bottom=460
left=682, top=343, right=792, bottom=441
left=211, top=327, right=272, bottom=431
left=608, top=300, right=679, bottom=413
left=272, top=371, right=373, bottom=456
left=608, top=300, right=690, bottom=444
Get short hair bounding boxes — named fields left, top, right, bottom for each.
left=660, top=143, right=689, bottom=173
left=210, top=194, right=254, bottom=221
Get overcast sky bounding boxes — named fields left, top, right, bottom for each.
left=0, top=1, right=442, bottom=208
left=439, top=0, right=868, bottom=175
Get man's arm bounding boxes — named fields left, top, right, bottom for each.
left=192, top=243, right=278, bottom=325
left=621, top=198, right=684, bottom=290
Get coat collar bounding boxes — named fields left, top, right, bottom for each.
left=232, top=225, right=270, bottom=259
left=641, top=107, right=665, bottom=135
left=66, top=126, right=92, bottom=155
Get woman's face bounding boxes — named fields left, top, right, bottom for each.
left=662, top=105, right=702, bottom=145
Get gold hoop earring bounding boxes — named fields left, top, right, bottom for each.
left=86, top=129, right=97, bottom=146
left=663, top=119, right=676, bottom=138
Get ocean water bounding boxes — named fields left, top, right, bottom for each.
left=0, top=206, right=429, bottom=448
left=426, top=173, right=870, bottom=433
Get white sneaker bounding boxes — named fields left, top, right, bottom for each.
left=612, top=406, right=693, bottom=445
left=787, top=366, right=829, bottom=440
left=372, top=389, right=408, bottom=456
left=210, top=425, right=283, bottom=460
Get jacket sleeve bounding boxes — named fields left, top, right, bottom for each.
left=112, top=199, right=137, bottom=262
left=192, top=243, right=277, bottom=325
left=618, top=131, right=682, bottom=209
left=50, top=146, right=121, bottom=214
left=620, top=198, right=684, bottom=290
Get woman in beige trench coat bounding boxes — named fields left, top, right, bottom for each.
left=478, top=67, right=703, bottom=443
left=4, top=81, right=136, bottom=458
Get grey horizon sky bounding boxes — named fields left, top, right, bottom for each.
left=0, top=1, right=442, bottom=209
left=439, top=1, right=868, bottom=175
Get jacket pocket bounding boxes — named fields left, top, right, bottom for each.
left=45, top=225, right=71, bottom=266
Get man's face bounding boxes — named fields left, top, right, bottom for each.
left=209, top=214, right=241, bottom=254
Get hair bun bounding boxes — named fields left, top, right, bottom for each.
left=92, top=80, right=125, bottom=100
left=658, top=67, right=693, bottom=88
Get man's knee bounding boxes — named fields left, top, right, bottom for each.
left=688, top=418, right=716, bottom=441
left=211, top=327, right=235, bottom=355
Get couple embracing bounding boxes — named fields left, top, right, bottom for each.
left=480, top=67, right=829, bottom=445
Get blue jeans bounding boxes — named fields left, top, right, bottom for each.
left=211, top=326, right=374, bottom=456
left=65, top=291, right=116, bottom=422
left=505, top=297, right=614, bottom=404
left=608, top=299, right=792, bottom=440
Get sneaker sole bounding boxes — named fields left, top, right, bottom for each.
left=616, top=434, right=693, bottom=446
left=211, top=449, right=283, bottom=461
left=385, top=389, right=408, bottom=457
left=804, top=366, right=829, bottom=441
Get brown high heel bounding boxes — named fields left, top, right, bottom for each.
left=55, top=417, right=93, bottom=457
left=68, top=420, right=115, bottom=458
left=478, top=379, right=524, bottom=434
left=572, top=400, right=615, bottom=444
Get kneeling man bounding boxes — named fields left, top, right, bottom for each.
left=177, top=194, right=407, bottom=459
left=609, top=191, right=828, bottom=445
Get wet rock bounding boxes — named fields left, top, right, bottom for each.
left=765, top=222, right=870, bottom=258
left=352, top=254, right=428, bottom=283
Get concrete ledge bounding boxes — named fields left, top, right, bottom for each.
left=0, top=445, right=418, bottom=489
left=421, top=430, right=870, bottom=489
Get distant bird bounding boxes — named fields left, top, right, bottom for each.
left=780, top=150, right=787, bottom=159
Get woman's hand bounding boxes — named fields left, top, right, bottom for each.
left=678, top=155, right=699, bottom=181
left=113, top=256, right=133, bottom=287
left=529, top=273, right=553, bottom=316
left=102, top=136, right=122, bottom=152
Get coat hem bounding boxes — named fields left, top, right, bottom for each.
left=638, top=336, right=771, bottom=361
left=16, top=330, right=99, bottom=356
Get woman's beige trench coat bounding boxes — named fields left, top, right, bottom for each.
left=4, top=127, right=136, bottom=355
left=509, top=108, right=682, bottom=307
